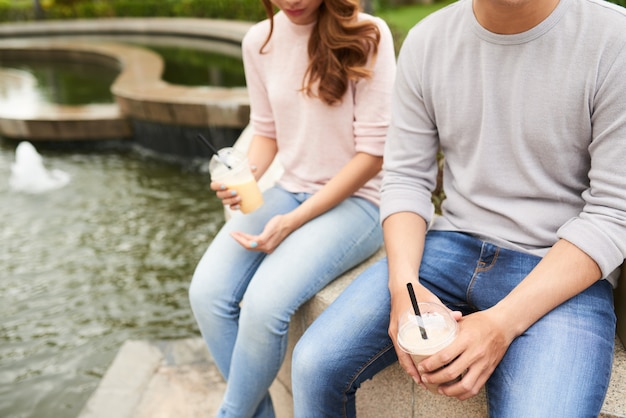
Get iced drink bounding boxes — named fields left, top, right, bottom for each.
left=397, top=302, right=458, bottom=392
left=226, top=178, right=264, bottom=214
left=209, top=147, right=264, bottom=214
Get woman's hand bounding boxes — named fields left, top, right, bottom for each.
left=209, top=134, right=277, bottom=211
left=230, top=213, right=298, bottom=253
left=210, top=181, right=242, bottom=211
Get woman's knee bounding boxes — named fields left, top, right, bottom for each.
left=239, top=294, right=291, bottom=338
left=188, top=267, right=240, bottom=324
left=188, top=272, right=207, bottom=312
left=188, top=263, right=219, bottom=306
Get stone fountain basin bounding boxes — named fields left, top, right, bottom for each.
left=0, top=18, right=253, bottom=141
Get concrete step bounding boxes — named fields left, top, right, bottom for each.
left=76, top=337, right=292, bottom=418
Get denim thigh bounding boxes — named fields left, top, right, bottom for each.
left=292, top=258, right=397, bottom=418
left=192, top=185, right=383, bottom=418
left=419, top=231, right=616, bottom=418
left=293, top=230, right=616, bottom=418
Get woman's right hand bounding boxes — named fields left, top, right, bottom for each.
left=230, top=212, right=299, bottom=254
left=210, top=181, right=241, bottom=211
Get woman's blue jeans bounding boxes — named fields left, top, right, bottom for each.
left=292, top=230, right=616, bottom=418
left=188, top=185, right=383, bottom=418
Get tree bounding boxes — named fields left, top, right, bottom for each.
left=361, top=0, right=374, bottom=14
left=33, top=0, right=45, bottom=19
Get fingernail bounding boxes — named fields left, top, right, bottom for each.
left=220, top=184, right=226, bottom=190
left=249, top=241, right=258, bottom=248
left=230, top=190, right=237, bottom=196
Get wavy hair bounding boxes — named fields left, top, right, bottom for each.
left=260, top=0, right=381, bottom=105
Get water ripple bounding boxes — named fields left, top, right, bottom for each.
left=0, top=143, right=225, bottom=418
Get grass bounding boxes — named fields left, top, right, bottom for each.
left=377, top=0, right=457, bottom=48
left=378, top=0, right=456, bottom=33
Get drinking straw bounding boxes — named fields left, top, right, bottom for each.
left=406, top=283, right=429, bottom=340
left=196, top=134, right=232, bottom=169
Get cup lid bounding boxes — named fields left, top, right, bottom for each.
left=397, top=305, right=457, bottom=355
left=208, top=147, right=248, bottom=179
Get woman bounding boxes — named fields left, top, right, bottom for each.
left=188, top=0, right=396, bottom=417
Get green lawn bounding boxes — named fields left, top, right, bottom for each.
left=378, top=0, right=455, bottom=32
left=377, top=0, right=456, bottom=47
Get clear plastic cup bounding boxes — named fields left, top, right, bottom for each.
left=397, top=302, right=459, bottom=392
left=209, top=147, right=263, bottom=214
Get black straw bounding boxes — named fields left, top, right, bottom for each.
left=196, top=134, right=231, bottom=169
left=407, top=283, right=429, bottom=340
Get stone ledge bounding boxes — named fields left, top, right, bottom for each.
left=274, top=249, right=626, bottom=417
left=77, top=338, right=226, bottom=418
left=77, top=337, right=294, bottom=418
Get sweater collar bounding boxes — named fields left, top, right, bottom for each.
left=276, top=10, right=317, bottom=37
left=468, top=0, right=572, bottom=45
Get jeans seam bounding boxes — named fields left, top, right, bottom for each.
left=467, top=244, right=500, bottom=309
left=327, top=198, right=380, bottom=277
left=230, top=251, right=266, bottom=306
left=293, top=205, right=381, bottom=311
left=341, top=342, right=396, bottom=418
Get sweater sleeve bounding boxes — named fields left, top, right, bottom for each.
left=557, top=38, right=626, bottom=278
left=380, top=27, right=439, bottom=225
left=242, top=21, right=276, bottom=140
left=353, top=16, right=396, bottom=157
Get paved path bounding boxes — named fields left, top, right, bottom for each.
left=77, top=338, right=293, bottom=418
left=78, top=338, right=225, bottom=418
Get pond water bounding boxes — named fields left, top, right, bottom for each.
left=0, top=44, right=246, bottom=109
left=0, top=59, right=118, bottom=106
left=0, top=139, right=225, bottom=418
left=141, top=45, right=246, bottom=88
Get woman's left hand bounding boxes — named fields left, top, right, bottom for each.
left=230, top=214, right=297, bottom=253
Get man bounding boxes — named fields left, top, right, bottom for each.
left=291, top=0, right=626, bottom=416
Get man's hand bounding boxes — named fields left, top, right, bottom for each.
left=388, top=282, right=457, bottom=389
left=418, top=308, right=512, bottom=400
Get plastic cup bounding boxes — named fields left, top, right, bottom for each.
left=397, top=302, right=459, bottom=392
left=209, top=147, right=264, bottom=214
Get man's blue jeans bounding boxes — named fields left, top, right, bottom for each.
left=189, top=185, right=382, bottom=418
left=292, top=231, right=616, bottom=418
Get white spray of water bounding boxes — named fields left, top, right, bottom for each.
left=9, top=141, right=71, bottom=193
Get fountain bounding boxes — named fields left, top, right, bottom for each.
left=9, top=141, right=70, bottom=193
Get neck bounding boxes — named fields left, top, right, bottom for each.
left=473, top=0, right=560, bottom=34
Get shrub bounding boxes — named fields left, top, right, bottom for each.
left=2, top=0, right=625, bottom=23
left=1, top=0, right=267, bottom=22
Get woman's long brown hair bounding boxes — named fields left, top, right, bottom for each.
left=260, top=0, right=381, bottom=105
